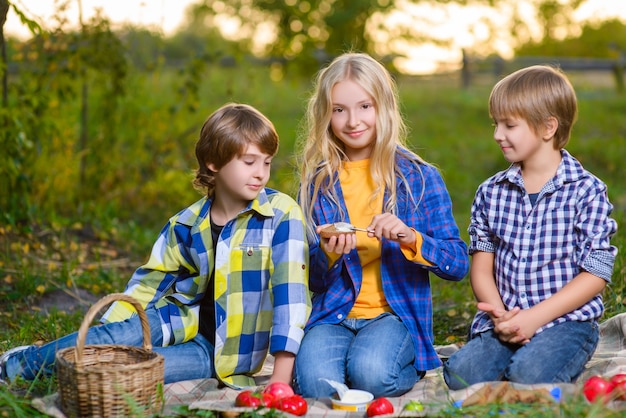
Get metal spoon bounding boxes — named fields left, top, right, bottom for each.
left=333, top=222, right=405, bottom=238
left=333, top=222, right=369, bottom=233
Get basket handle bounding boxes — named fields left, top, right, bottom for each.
left=74, top=293, right=153, bottom=365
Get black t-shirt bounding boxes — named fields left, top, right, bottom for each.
left=198, top=218, right=223, bottom=345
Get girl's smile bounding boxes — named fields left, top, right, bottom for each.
left=347, top=129, right=367, bottom=138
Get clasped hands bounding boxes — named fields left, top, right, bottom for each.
left=477, top=302, right=539, bottom=345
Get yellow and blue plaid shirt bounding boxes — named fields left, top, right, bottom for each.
left=102, top=188, right=311, bottom=387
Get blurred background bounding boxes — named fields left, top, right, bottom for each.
left=5, top=0, right=626, bottom=74
left=2, top=0, right=625, bottom=226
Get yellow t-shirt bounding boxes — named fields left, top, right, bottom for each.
left=339, top=159, right=391, bottom=318
left=334, top=159, right=434, bottom=319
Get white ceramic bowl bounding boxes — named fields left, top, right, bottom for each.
left=330, top=389, right=374, bottom=412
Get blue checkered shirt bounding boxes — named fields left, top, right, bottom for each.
left=469, top=150, right=618, bottom=336
left=304, top=150, right=469, bottom=371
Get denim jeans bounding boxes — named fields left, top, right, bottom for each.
left=5, top=307, right=215, bottom=384
left=443, top=320, right=599, bottom=390
left=294, top=313, right=420, bottom=398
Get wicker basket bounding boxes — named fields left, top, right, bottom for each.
left=56, top=293, right=165, bottom=417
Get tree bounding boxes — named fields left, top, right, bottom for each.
left=0, top=0, right=128, bottom=224
left=0, top=0, right=42, bottom=224
left=1, top=0, right=9, bottom=107
left=182, top=0, right=397, bottom=72
left=178, top=0, right=594, bottom=74
left=516, top=18, right=626, bottom=58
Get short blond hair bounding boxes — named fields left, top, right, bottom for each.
left=489, top=65, right=577, bottom=149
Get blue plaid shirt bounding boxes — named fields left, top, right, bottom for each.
left=304, top=151, right=469, bottom=371
left=469, top=150, right=618, bottom=336
left=102, top=188, right=311, bottom=387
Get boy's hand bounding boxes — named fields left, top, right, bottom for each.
left=316, top=224, right=356, bottom=254
left=477, top=302, right=531, bottom=345
left=495, top=309, right=541, bottom=345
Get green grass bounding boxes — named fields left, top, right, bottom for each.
left=1, top=67, right=624, bottom=416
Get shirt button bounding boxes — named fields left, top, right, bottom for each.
left=337, top=314, right=343, bottom=319
left=520, top=292, right=527, bottom=299
left=334, top=264, right=339, bottom=269
left=445, top=265, right=450, bottom=271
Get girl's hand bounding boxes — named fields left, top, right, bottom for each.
left=316, top=224, right=356, bottom=254
left=367, top=213, right=414, bottom=245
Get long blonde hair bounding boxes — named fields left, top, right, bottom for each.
left=297, top=52, right=428, bottom=239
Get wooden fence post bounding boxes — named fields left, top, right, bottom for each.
left=461, top=53, right=625, bottom=93
left=612, top=52, right=624, bottom=93
left=461, top=48, right=470, bottom=89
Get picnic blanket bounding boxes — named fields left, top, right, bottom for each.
left=32, top=312, right=626, bottom=417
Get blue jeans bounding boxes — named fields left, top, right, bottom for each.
left=5, top=307, right=215, bottom=384
left=443, top=320, right=599, bottom=390
left=294, top=313, right=420, bottom=398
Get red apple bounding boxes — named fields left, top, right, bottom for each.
left=367, top=397, right=394, bottom=417
left=274, top=394, right=308, bottom=416
left=263, top=382, right=295, bottom=404
left=583, top=375, right=615, bottom=403
left=234, top=390, right=273, bottom=407
left=610, top=373, right=626, bottom=401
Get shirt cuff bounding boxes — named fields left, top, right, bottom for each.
left=400, top=229, right=433, bottom=266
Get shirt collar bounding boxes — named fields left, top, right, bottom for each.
left=178, top=188, right=274, bottom=228
left=494, top=149, right=587, bottom=189
left=248, top=188, right=275, bottom=218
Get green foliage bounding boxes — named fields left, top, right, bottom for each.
left=0, top=388, right=41, bottom=418
left=516, top=19, right=626, bottom=58
left=0, top=1, right=41, bottom=224
left=0, top=107, right=35, bottom=224
left=182, top=0, right=397, bottom=73
left=1, top=9, right=128, bottom=225
left=5, top=1, right=42, bottom=37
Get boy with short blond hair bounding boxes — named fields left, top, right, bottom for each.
left=444, top=65, right=618, bottom=389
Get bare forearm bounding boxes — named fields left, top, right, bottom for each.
left=526, top=272, right=606, bottom=329
left=269, top=351, right=295, bottom=385
left=472, top=276, right=505, bottom=308
left=470, top=251, right=505, bottom=309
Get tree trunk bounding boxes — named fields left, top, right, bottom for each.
left=0, top=0, right=9, bottom=108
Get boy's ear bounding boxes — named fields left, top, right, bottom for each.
left=207, top=162, right=218, bottom=172
left=542, top=116, right=558, bottom=139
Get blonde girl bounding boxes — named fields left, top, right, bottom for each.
left=294, top=52, right=468, bottom=398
